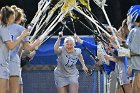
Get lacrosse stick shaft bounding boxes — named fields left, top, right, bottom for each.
left=41, top=26, right=62, bottom=45
left=30, top=10, right=63, bottom=42
left=40, top=0, right=64, bottom=27
left=61, top=21, right=74, bottom=34
left=84, top=45, right=99, bottom=62
left=78, top=20, right=109, bottom=44
left=74, top=7, right=111, bottom=38
left=31, top=0, right=47, bottom=24
left=29, top=1, right=51, bottom=35
left=83, top=7, right=109, bottom=33
left=30, top=10, right=60, bottom=42
left=98, top=71, right=101, bottom=93
left=102, top=7, right=120, bottom=48
left=39, top=8, right=71, bottom=43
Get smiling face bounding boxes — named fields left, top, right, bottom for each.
left=64, top=36, right=75, bottom=54
left=64, top=40, right=75, bottom=54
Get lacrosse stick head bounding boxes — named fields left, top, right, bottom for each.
left=131, top=10, right=140, bottom=23
left=127, top=5, right=140, bottom=25
left=127, top=5, right=140, bottom=15
left=93, top=0, right=107, bottom=8
left=78, top=0, right=91, bottom=11
left=61, top=0, right=77, bottom=12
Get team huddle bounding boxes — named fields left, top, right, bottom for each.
left=0, top=1, right=140, bottom=93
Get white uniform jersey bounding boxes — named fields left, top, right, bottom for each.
left=54, top=46, right=81, bottom=87
left=7, top=24, right=29, bottom=76
left=0, top=25, right=11, bottom=66
left=0, top=25, right=11, bottom=79
left=7, top=24, right=29, bottom=63
left=55, top=46, right=81, bottom=76
left=128, top=27, right=140, bottom=70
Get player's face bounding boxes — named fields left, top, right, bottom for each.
left=64, top=40, right=74, bottom=53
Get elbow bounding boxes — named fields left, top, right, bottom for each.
left=54, top=47, right=59, bottom=53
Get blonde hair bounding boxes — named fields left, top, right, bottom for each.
left=0, top=6, right=15, bottom=26
left=11, top=5, right=25, bottom=22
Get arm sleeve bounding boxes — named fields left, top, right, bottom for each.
left=82, top=40, right=97, bottom=50
left=55, top=46, right=62, bottom=55
left=130, top=29, right=140, bottom=55
left=17, top=25, right=29, bottom=42
left=1, top=28, right=11, bottom=42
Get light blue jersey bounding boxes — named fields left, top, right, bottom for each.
left=128, top=26, right=140, bottom=70
left=55, top=46, right=81, bottom=76
left=0, top=25, right=11, bottom=66
left=7, top=24, right=29, bottom=63
left=54, top=46, right=81, bottom=87
left=0, top=25, right=11, bottom=79
left=7, top=24, right=29, bottom=76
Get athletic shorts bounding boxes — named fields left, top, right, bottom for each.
left=0, top=64, right=9, bottom=79
left=9, top=61, right=20, bottom=76
left=54, top=70, right=79, bottom=88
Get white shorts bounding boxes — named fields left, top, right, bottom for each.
left=54, top=70, right=79, bottom=88
left=9, top=61, right=20, bottom=76
left=0, top=64, right=9, bottom=79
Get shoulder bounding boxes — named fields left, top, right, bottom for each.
left=8, top=24, right=25, bottom=30
left=75, top=48, right=81, bottom=54
left=135, top=27, right=140, bottom=32
left=15, top=24, right=25, bottom=30
left=133, top=27, right=140, bottom=36
left=0, top=25, right=9, bottom=33
left=12, top=24, right=26, bottom=31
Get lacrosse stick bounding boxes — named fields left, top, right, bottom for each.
left=77, top=20, right=109, bottom=44
left=30, top=9, right=63, bottom=42
left=74, top=7, right=111, bottom=38
left=30, top=0, right=77, bottom=42
left=93, top=0, right=120, bottom=48
left=37, top=0, right=64, bottom=28
left=29, top=1, right=51, bottom=35
left=38, top=8, right=73, bottom=45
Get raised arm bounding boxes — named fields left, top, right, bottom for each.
left=54, top=31, right=63, bottom=53
left=74, top=34, right=97, bottom=50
